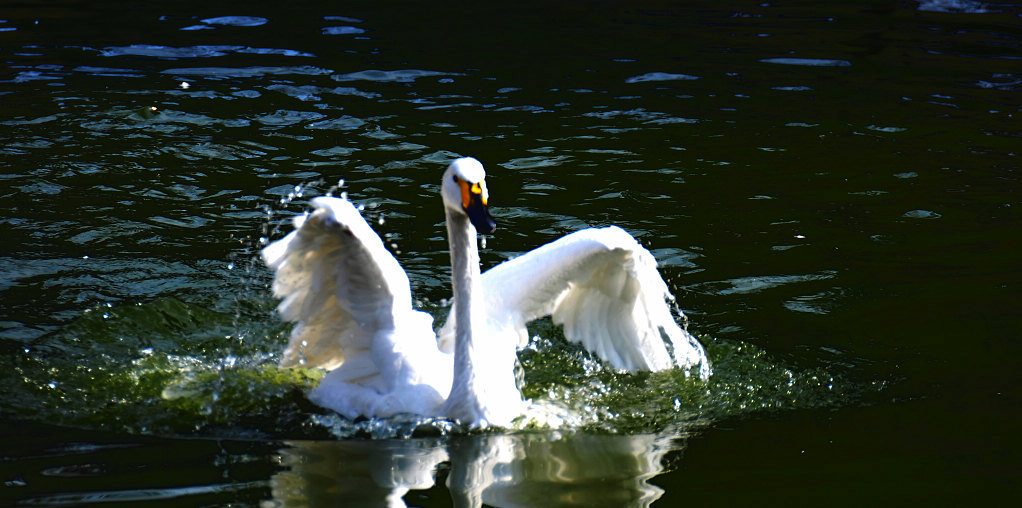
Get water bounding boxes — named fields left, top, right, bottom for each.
left=1, top=0, right=1019, bottom=505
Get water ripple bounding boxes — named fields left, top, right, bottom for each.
left=760, top=58, right=852, bottom=67
left=200, top=16, right=269, bottom=27
left=101, top=45, right=237, bottom=58
left=499, top=155, right=572, bottom=169
left=690, top=272, right=837, bottom=296
left=254, top=110, right=326, bottom=126
left=71, top=66, right=143, bottom=77
left=21, top=480, right=270, bottom=506
left=267, top=84, right=379, bottom=100
left=625, top=72, right=700, bottom=83
left=902, top=209, right=942, bottom=219
left=322, top=26, right=366, bottom=35
left=917, top=0, right=993, bottom=13
left=306, top=116, right=366, bottom=131
left=332, top=69, right=458, bottom=83
left=102, top=44, right=316, bottom=60
left=1, top=115, right=61, bottom=126
left=161, top=66, right=332, bottom=78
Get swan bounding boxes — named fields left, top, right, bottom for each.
left=261, top=157, right=710, bottom=428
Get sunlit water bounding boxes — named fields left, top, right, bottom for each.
left=1, top=1, right=1019, bottom=505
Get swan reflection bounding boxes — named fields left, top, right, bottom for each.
left=268, top=431, right=686, bottom=507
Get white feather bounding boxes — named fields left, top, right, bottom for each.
left=440, top=226, right=709, bottom=377
left=262, top=196, right=451, bottom=419
left=262, top=157, right=710, bottom=427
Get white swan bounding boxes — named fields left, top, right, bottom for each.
left=261, top=157, right=709, bottom=428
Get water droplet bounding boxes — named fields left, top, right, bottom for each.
left=227, top=262, right=235, bottom=270
left=480, top=236, right=487, bottom=249
left=377, top=214, right=385, bottom=225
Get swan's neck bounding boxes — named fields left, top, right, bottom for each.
left=446, top=208, right=485, bottom=380
left=442, top=208, right=521, bottom=426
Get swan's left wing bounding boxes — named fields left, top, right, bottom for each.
left=261, top=196, right=416, bottom=371
left=465, top=226, right=710, bottom=378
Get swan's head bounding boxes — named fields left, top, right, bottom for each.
left=442, top=157, right=496, bottom=234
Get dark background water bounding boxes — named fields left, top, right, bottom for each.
left=1, top=0, right=1019, bottom=505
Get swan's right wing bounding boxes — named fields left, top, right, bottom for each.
left=261, top=196, right=416, bottom=371
left=470, top=226, right=710, bottom=378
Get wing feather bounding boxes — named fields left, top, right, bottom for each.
left=464, top=226, right=710, bottom=377
left=262, top=196, right=415, bottom=370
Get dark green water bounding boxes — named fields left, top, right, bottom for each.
left=1, top=0, right=1019, bottom=505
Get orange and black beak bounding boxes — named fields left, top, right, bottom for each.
left=458, top=178, right=496, bottom=234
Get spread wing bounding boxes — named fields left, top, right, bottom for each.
left=261, top=196, right=418, bottom=371
left=445, top=226, right=710, bottom=377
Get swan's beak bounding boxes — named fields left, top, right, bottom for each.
left=466, top=197, right=496, bottom=234
left=460, top=180, right=496, bottom=234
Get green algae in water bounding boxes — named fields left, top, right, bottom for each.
left=0, top=298, right=324, bottom=438
left=1, top=298, right=878, bottom=439
left=518, top=318, right=875, bottom=434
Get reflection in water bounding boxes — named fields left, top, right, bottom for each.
left=269, top=431, right=682, bottom=508
left=270, top=438, right=447, bottom=507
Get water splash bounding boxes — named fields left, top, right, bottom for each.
left=0, top=291, right=877, bottom=439
left=0, top=175, right=882, bottom=440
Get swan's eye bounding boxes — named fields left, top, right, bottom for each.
left=459, top=180, right=488, bottom=208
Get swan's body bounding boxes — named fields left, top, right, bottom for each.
left=262, top=157, right=709, bottom=428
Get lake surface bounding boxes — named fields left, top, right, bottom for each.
left=1, top=0, right=1019, bottom=505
